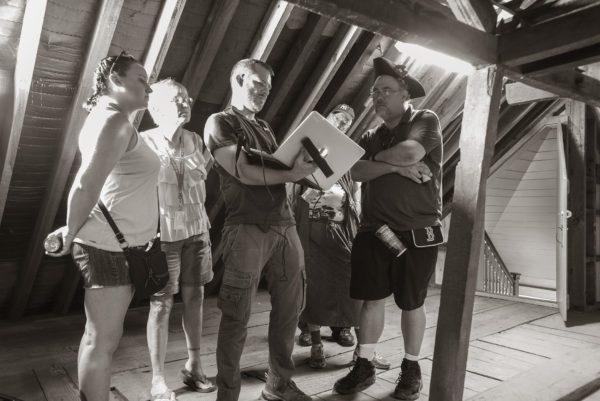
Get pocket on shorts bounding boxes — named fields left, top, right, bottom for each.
left=217, top=269, right=253, bottom=322
left=71, top=243, right=92, bottom=287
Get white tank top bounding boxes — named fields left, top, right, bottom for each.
left=75, top=130, right=161, bottom=252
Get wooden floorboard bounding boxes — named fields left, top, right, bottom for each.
left=1, top=291, right=598, bottom=401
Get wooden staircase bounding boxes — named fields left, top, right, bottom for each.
left=482, top=231, right=521, bottom=296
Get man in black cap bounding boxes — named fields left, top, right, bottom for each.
left=333, top=57, right=443, bottom=400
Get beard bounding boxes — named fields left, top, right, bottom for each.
left=244, top=91, right=267, bottom=113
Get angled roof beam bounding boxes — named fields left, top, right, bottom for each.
left=505, top=69, right=600, bottom=108
left=131, top=0, right=188, bottom=127
left=281, top=24, right=361, bottom=137
left=499, top=4, right=600, bottom=67
left=505, top=81, right=557, bottom=105
left=447, top=0, right=497, bottom=33
left=281, top=0, right=497, bottom=66
left=261, top=13, right=330, bottom=124
left=182, top=0, right=240, bottom=102
left=517, top=43, right=600, bottom=77
left=9, top=0, right=125, bottom=320
left=0, top=0, right=48, bottom=227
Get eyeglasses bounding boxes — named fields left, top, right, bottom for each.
left=108, top=50, right=129, bottom=76
left=172, top=95, right=193, bottom=106
left=369, top=88, right=405, bottom=98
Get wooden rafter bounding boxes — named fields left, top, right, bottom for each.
left=280, top=0, right=497, bottom=66
left=261, top=13, right=330, bottom=125
left=55, top=0, right=187, bottom=315
left=9, top=0, right=125, bottom=320
left=182, top=0, right=240, bottom=102
left=131, top=0, right=188, bottom=127
left=499, top=4, right=600, bottom=67
left=517, top=43, right=600, bottom=77
left=505, top=69, right=600, bottom=108
left=281, top=24, right=361, bottom=137
left=430, top=65, right=504, bottom=401
left=447, top=0, right=497, bottom=33
left=0, top=0, right=48, bottom=227
left=505, top=81, right=557, bottom=104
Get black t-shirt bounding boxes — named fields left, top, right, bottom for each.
left=204, top=108, right=294, bottom=226
left=358, top=105, right=442, bottom=231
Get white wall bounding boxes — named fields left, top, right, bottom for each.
left=485, top=126, right=558, bottom=290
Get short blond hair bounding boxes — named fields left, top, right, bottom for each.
left=147, top=78, right=188, bottom=125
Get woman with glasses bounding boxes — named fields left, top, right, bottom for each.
left=142, top=79, right=215, bottom=401
left=45, top=52, right=157, bottom=401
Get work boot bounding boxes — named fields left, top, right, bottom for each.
left=351, top=348, right=391, bottom=370
left=333, top=357, right=376, bottom=394
left=261, top=373, right=311, bottom=401
left=331, top=327, right=355, bottom=347
left=309, top=343, right=326, bottom=369
left=393, top=359, right=422, bottom=400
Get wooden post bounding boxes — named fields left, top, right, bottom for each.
left=9, top=0, right=125, bottom=320
left=566, top=100, right=587, bottom=310
left=430, top=65, right=503, bottom=401
left=0, top=0, right=48, bottom=226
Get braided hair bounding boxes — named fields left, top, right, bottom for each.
left=83, top=52, right=139, bottom=112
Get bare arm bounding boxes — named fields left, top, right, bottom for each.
left=213, top=144, right=317, bottom=186
left=351, top=159, right=432, bottom=183
left=373, top=139, right=426, bottom=166
left=48, top=114, right=134, bottom=256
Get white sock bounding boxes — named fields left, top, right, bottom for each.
left=357, top=343, right=376, bottom=360
left=404, top=353, right=419, bottom=361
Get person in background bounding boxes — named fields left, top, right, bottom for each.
left=204, top=59, right=316, bottom=401
left=334, top=57, right=441, bottom=401
left=295, top=104, right=390, bottom=371
left=142, top=79, right=215, bottom=401
left=46, top=52, right=157, bottom=401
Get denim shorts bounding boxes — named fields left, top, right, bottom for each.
left=71, top=243, right=131, bottom=288
left=154, top=232, right=214, bottom=296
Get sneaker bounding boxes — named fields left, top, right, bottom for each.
left=393, top=359, right=422, bottom=400
left=261, top=374, right=311, bottom=401
left=351, top=349, right=391, bottom=370
left=309, top=344, right=326, bottom=369
left=331, top=327, right=355, bottom=347
left=298, top=330, right=312, bottom=346
left=333, top=357, right=376, bottom=394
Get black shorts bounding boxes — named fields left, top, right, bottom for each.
left=350, top=230, right=438, bottom=310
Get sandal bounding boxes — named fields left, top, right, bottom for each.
left=181, top=368, right=216, bottom=393
left=151, top=390, right=177, bottom=401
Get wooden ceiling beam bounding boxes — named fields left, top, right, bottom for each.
left=517, top=43, right=600, bottom=77
left=182, top=0, right=240, bottom=102
left=0, top=0, right=48, bottom=227
left=9, top=0, right=125, bottom=320
left=447, top=0, right=497, bottom=33
left=505, top=81, right=557, bottom=105
left=281, top=24, right=361, bottom=137
left=261, top=13, right=330, bottom=124
left=505, top=69, right=600, bottom=108
left=499, top=4, right=600, bottom=67
left=131, top=0, right=188, bottom=127
left=281, top=0, right=497, bottom=66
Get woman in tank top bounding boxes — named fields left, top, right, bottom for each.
left=141, top=79, right=215, bottom=400
left=45, top=52, right=157, bottom=401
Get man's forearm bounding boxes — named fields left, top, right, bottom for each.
left=237, top=163, right=297, bottom=185
left=373, top=140, right=425, bottom=167
left=350, top=160, right=397, bottom=182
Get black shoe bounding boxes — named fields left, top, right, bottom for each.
left=331, top=327, right=355, bottom=347
left=333, top=357, right=376, bottom=394
left=393, top=359, right=422, bottom=400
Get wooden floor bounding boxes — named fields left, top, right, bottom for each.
left=2, top=288, right=600, bottom=401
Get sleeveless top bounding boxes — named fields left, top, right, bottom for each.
left=142, top=128, right=211, bottom=242
left=75, top=126, right=161, bottom=252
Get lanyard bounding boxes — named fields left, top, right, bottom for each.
left=167, top=137, right=185, bottom=209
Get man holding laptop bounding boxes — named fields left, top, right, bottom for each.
left=334, top=57, right=443, bottom=400
left=204, top=59, right=317, bottom=401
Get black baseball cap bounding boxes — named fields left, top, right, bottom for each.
left=372, top=57, right=426, bottom=99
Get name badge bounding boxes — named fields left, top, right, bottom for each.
left=174, top=210, right=185, bottom=230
